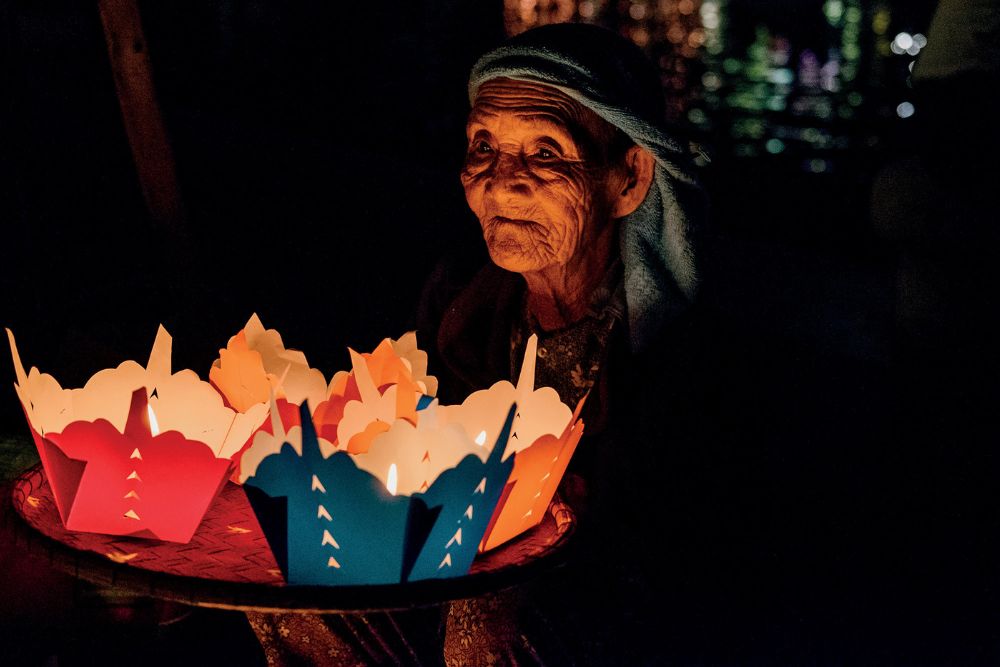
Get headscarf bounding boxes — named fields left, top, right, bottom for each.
left=468, top=23, right=705, bottom=351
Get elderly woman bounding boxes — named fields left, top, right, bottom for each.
left=424, top=21, right=703, bottom=471
left=424, top=20, right=702, bottom=401
left=249, top=23, right=705, bottom=666
left=420, top=21, right=706, bottom=665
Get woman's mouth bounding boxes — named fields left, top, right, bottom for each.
left=492, top=215, right=536, bottom=226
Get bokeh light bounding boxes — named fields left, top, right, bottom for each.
left=498, top=0, right=932, bottom=173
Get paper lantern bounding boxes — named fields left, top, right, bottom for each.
left=235, top=331, right=440, bottom=485
left=471, top=335, right=586, bottom=551
left=6, top=326, right=268, bottom=543
left=212, top=315, right=439, bottom=482
left=240, top=337, right=514, bottom=585
left=242, top=397, right=515, bottom=585
left=311, top=333, right=438, bottom=454
left=210, top=313, right=328, bottom=413
left=209, top=314, right=326, bottom=479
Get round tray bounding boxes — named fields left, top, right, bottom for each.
left=6, top=464, right=575, bottom=613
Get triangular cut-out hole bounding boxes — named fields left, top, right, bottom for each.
left=321, top=529, right=341, bottom=549
left=311, top=475, right=327, bottom=493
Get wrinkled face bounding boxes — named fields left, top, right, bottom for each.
left=461, top=78, right=622, bottom=275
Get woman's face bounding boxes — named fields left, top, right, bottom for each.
left=461, top=79, right=621, bottom=276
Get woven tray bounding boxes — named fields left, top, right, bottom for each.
left=6, top=464, right=575, bottom=613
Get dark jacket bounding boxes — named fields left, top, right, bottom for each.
left=417, top=258, right=714, bottom=664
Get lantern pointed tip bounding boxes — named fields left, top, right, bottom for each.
left=147, top=325, right=173, bottom=379
left=6, top=328, right=27, bottom=388
left=349, top=348, right=379, bottom=405
left=516, top=335, right=538, bottom=392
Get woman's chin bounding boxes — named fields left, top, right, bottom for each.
left=487, top=244, right=550, bottom=275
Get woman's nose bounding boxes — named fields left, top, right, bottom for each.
left=488, top=151, right=532, bottom=194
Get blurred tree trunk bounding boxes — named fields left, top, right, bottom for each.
left=98, top=0, right=185, bottom=234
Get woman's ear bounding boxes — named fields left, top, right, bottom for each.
left=610, top=145, right=656, bottom=219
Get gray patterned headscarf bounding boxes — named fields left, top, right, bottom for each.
left=469, top=23, right=705, bottom=351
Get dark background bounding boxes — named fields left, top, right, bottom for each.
left=3, top=0, right=1000, bottom=664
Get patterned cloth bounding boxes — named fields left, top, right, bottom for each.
left=510, top=260, right=625, bottom=411
left=247, top=608, right=446, bottom=667
left=445, top=590, right=541, bottom=667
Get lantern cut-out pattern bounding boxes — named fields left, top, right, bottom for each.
left=243, top=400, right=515, bottom=585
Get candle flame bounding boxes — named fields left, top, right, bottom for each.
left=475, top=430, right=487, bottom=446
left=386, top=463, right=398, bottom=496
left=147, top=404, right=160, bottom=436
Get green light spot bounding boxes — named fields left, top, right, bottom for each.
left=747, top=64, right=769, bottom=81
left=768, top=68, right=795, bottom=85
left=688, top=108, right=709, bottom=126
left=824, top=0, right=844, bottom=25
left=802, top=128, right=823, bottom=144
left=766, top=138, right=785, bottom=154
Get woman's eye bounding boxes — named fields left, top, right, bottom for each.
left=475, top=141, right=493, bottom=154
left=536, top=148, right=556, bottom=159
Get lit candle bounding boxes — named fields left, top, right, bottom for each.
left=146, top=403, right=160, bottom=436
left=386, top=463, right=398, bottom=495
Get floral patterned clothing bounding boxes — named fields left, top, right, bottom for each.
left=509, top=260, right=625, bottom=411
left=247, top=607, right=446, bottom=666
